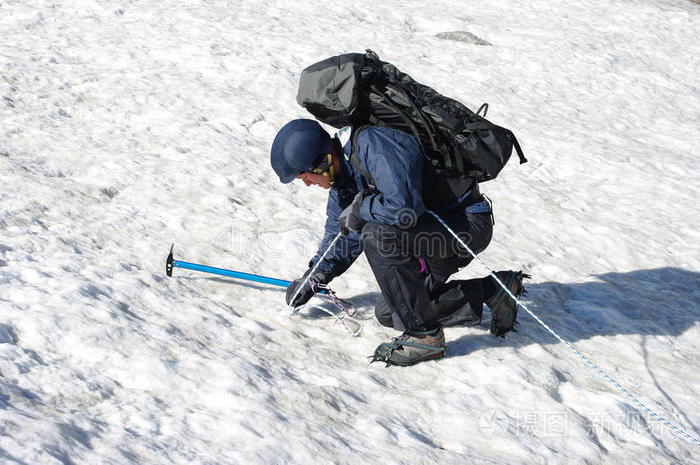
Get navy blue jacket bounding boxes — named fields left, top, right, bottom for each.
left=308, top=126, right=425, bottom=278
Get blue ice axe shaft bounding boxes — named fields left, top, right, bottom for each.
left=165, top=244, right=326, bottom=292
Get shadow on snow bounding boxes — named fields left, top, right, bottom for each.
left=349, top=266, right=700, bottom=354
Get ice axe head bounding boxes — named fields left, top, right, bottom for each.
left=166, top=243, right=174, bottom=277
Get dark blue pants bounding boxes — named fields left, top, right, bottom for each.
left=362, top=210, right=493, bottom=331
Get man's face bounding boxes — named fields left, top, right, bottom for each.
left=297, top=172, right=332, bottom=189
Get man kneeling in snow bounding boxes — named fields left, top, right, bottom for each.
left=271, top=119, right=526, bottom=366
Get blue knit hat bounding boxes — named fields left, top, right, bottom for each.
left=270, top=119, right=332, bottom=184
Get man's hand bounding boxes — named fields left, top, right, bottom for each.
left=338, top=191, right=366, bottom=236
left=286, top=269, right=329, bottom=308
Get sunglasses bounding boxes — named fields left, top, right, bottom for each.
left=299, top=153, right=336, bottom=186
left=311, top=153, right=333, bottom=174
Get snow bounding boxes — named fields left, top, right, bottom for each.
left=1, top=0, right=699, bottom=463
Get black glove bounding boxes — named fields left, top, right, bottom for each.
left=285, top=268, right=329, bottom=308
left=338, top=191, right=366, bottom=236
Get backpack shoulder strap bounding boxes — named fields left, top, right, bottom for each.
left=349, top=125, right=377, bottom=192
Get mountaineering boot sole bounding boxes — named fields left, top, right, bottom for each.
left=370, top=327, right=447, bottom=367
left=486, top=270, right=530, bottom=337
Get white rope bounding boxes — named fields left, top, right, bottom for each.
left=287, top=234, right=363, bottom=336
left=287, top=233, right=342, bottom=314
left=427, top=209, right=700, bottom=447
left=298, top=302, right=363, bottom=337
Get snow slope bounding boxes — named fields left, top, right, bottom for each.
left=1, top=0, right=699, bottom=463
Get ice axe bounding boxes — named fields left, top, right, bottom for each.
left=165, top=244, right=326, bottom=293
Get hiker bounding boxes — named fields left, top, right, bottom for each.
left=270, top=118, right=527, bottom=366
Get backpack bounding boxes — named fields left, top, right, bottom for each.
left=296, top=50, right=527, bottom=183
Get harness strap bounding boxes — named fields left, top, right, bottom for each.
left=392, top=338, right=447, bottom=353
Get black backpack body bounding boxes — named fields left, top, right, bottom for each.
left=296, top=50, right=527, bottom=183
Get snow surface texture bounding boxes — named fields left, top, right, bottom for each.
left=1, top=0, right=699, bottom=464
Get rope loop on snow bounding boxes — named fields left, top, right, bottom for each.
left=427, top=209, right=700, bottom=447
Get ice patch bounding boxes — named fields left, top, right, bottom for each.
left=0, top=324, right=18, bottom=344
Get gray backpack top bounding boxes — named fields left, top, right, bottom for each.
left=297, top=49, right=527, bottom=182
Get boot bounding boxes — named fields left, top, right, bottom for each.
left=370, top=327, right=447, bottom=367
left=486, top=270, right=530, bottom=337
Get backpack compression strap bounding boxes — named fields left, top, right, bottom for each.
left=462, top=121, right=528, bottom=165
